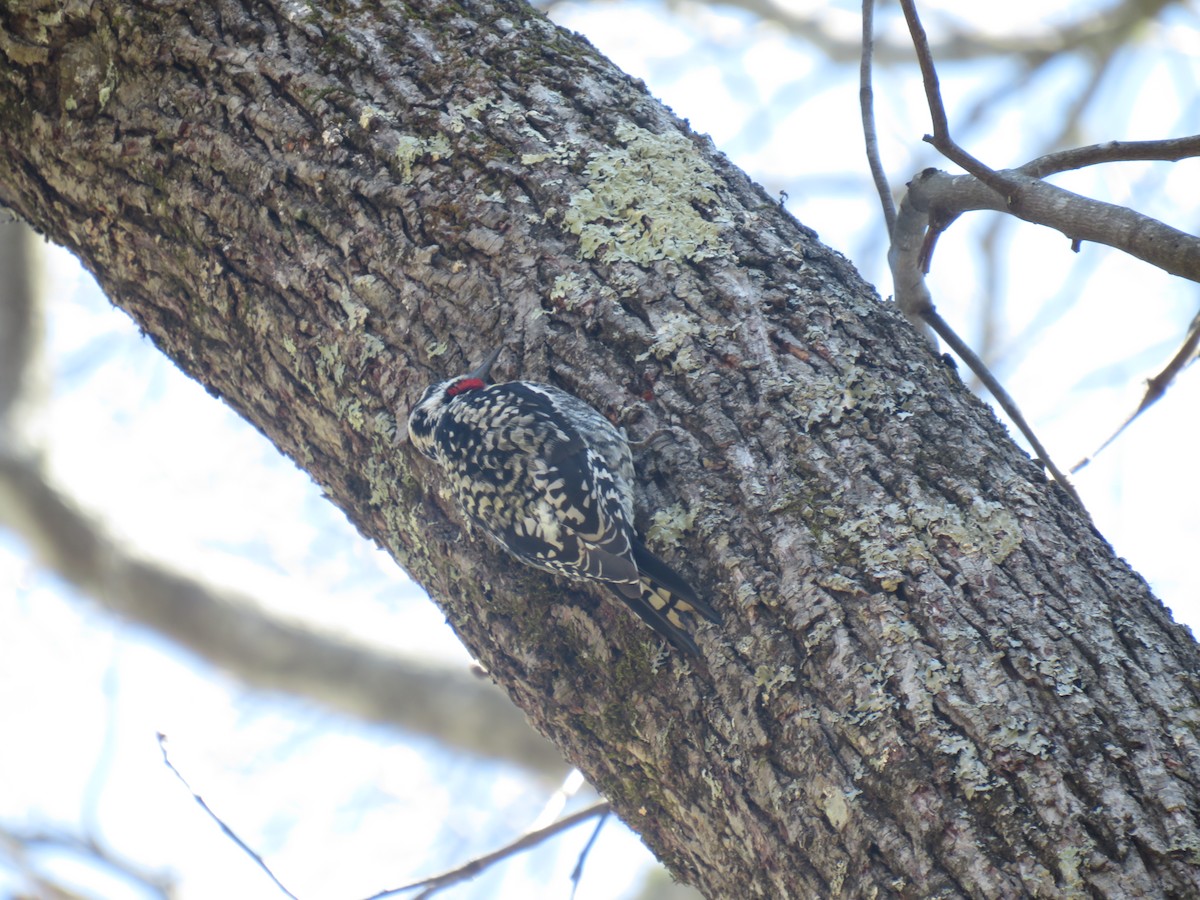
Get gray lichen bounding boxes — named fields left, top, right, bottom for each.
left=562, top=123, right=731, bottom=264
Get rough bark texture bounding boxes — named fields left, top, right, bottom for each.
left=4, top=1, right=1200, bottom=896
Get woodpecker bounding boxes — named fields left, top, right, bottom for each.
left=407, top=349, right=721, bottom=655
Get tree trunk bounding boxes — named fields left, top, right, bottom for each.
left=3, top=1, right=1199, bottom=896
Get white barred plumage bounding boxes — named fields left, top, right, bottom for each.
left=407, top=350, right=720, bottom=655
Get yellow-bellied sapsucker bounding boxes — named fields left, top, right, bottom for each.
left=407, top=349, right=721, bottom=655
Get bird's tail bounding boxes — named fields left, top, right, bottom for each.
left=609, top=539, right=721, bottom=656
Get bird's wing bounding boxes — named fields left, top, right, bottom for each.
left=445, top=383, right=640, bottom=587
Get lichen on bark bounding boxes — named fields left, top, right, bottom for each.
left=4, top=1, right=1200, bottom=897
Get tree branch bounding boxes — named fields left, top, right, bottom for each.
left=898, top=0, right=1015, bottom=197
left=889, top=187, right=1081, bottom=504
left=889, top=1, right=1197, bottom=494
left=905, top=167, right=1200, bottom=283
left=368, top=802, right=611, bottom=899
left=1072, top=308, right=1200, bottom=472
left=1020, top=135, right=1200, bottom=178
left=0, top=449, right=564, bottom=774
left=5, top=1, right=1200, bottom=895
left=158, top=733, right=299, bottom=900
left=859, top=0, right=895, bottom=237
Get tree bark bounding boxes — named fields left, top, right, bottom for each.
left=4, top=1, right=1200, bottom=896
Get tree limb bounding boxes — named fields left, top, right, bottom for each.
left=859, top=0, right=896, bottom=237
left=5, top=1, right=1200, bottom=896
left=368, top=802, right=611, bottom=899
left=905, top=167, right=1200, bottom=283
left=0, top=449, right=564, bottom=774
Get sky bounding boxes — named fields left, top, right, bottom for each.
left=1, top=1, right=1197, bottom=898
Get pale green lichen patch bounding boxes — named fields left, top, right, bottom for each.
left=549, top=272, right=586, bottom=310
left=373, top=412, right=397, bottom=443
left=1033, top=655, right=1083, bottom=697
left=316, top=344, right=346, bottom=388
left=354, top=332, right=385, bottom=370
left=336, top=397, right=365, bottom=432
left=827, top=510, right=911, bottom=590
left=96, top=59, right=118, bottom=110
left=336, top=288, right=369, bottom=330
left=815, top=572, right=860, bottom=594
left=993, top=716, right=1052, bottom=758
left=446, top=96, right=493, bottom=133
left=819, top=786, right=851, bottom=830
left=1056, top=846, right=1085, bottom=892
left=363, top=458, right=390, bottom=508
left=795, top=366, right=919, bottom=432
left=802, top=615, right=836, bottom=652
left=359, top=105, right=383, bottom=129
left=562, top=122, right=730, bottom=264
left=647, top=504, right=696, bottom=548
left=909, top=497, right=1023, bottom=564
left=394, top=133, right=452, bottom=183
left=637, top=310, right=703, bottom=373
left=754, top=664, right=796, bottom=702
left=825, top=494, right=1023, bottom=591
left=922, top=658, right=959, bottom=694
left=848, top=662, right=896, bottom=726
left=351, top=274, right=390, bottom=308
left=522, top=143, right=579, bottom=167
left=937, top=733, right=996, bottom=799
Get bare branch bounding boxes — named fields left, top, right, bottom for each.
left=1073, top=309, right=1200, bottom=472
left=898, top=5, right=1200, bottom=283
left=568, top=808, right=611, bottom=900
left=890, top=185, right=1081, bottom=505
left=898, top=0, right=947, bottom=139
left=897, top=0, right=1022, bottom=199
left=922, top=310, right=1083, bottom=506
left=889, top=3, right=1199, bottom=473
left=1020, top=135, right=1200, bottom=179
left=0, top=450, right=565, bottom=774
left=888, top=185, right=936, bottom=342
left=366, top=802, right=611, bottom=899
left=158, top=733, right=299, bottom=900
left=906, top=168, right=1200, bottom=284
left=859, top=0, right=896, bottom=237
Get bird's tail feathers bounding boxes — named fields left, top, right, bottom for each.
left=631, top=538, right=722, bottom=625
left=605, top=539, right=720, bottom=656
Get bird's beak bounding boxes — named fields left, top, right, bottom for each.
left=467, top=346, right=504, bottom=382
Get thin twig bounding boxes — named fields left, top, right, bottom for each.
left=0, top=826, right=174, bottom=899
left=1072, top=310, right=1200, bottom=472
left=922, top=310, right=1083, bottom=506
left=1021, top=135, right=1200, bottom=179
left=860, top=0, right=896, bottom=236
left=889, top=0, right=1101, bottom=507
left=897, top=0, right=1016, bottom=198
left=367, top=802, right=612, bottom=900
left=568, top=807, right=611, bottom=900
left=157, top=733, right=299, bottom=900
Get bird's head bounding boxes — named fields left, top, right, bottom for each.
left=407, top=347, right=503, bottom=459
